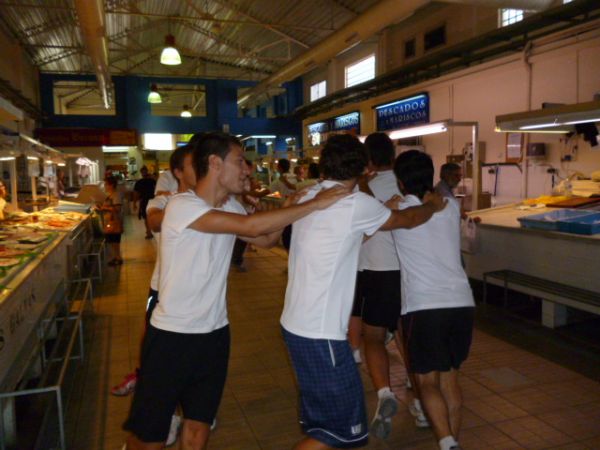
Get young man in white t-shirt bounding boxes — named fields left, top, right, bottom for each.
left=280, top=134, right=446, bottom=450
left=124, top=132, right=349, bottom=450
left=391, top=150, right=475, bottom=450
left=355, top=133, right=428, bottom=438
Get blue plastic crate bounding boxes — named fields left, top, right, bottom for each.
left=559, top=212, right=600, bottom=235
left=517, top=209, right=596, bottom=232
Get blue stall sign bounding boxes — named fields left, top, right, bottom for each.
left=375, top=94, right=429, bottom=131
left=332, top=111, right=360, bottom=132
left=308, top=121, right=329, bottom=134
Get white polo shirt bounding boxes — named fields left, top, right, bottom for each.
left=280, top=180, right=392, bottom=340
left=146, top=194, right=170, bottom=292
left=151, top=192, right=246, bottom=333
left=391, top=195, right=474, bottom=315
left=358, top=170, right=401, bottom=271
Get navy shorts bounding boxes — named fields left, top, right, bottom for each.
left=361, top=270, right=401, bottom=330
left=351, top=271, right=365, bottom=317
left=124, top=325, right=230, bottom=443
left=282, top=328, right=368, bottom=448
left=402, top=307, right=474, bottom=374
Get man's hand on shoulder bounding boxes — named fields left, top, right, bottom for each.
left=384, top=195, right=404, bottom=210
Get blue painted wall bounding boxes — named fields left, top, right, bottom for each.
left=39, top=74, right=303, bottom=141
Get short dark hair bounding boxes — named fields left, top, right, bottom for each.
left=169, top=144, right=193, bottom=184
left=277, top=158, right=290, bottom=173
left=440, top=162, right=461, bottom=178
left=320, top=134, right=368, bottom=181
left=191, top=132, right=242, bottom=179
left=307, top=162, right=320, bottom=179
left=393, top=150, right=434, bottom=199
left=364, top=132, right=395, bottom=167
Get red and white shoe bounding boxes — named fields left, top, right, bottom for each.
left=110, top=371, right=137, bottom=396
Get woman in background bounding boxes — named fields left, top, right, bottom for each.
left=101, top=176, right=124, bottom=266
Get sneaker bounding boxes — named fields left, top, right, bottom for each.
left=353, top=348, right=362, bottom=364
left=110, top=372, right=137, bottom=396
left=370, top=392, right=398, bottom=439
left=409, top=400, right=430, bottom=428
left=166, top=415, right=182, bottom=447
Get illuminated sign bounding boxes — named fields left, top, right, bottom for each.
left=375, top=93, right=429, bottom=131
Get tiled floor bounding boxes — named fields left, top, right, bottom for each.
left=65, top=217, right=600, bottom=449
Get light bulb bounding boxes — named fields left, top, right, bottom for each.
left=160, top=34, right=181, bottom=65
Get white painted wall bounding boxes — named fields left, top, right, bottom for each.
left=303, top=21, right=600, bottom=206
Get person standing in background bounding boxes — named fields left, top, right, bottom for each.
left=101, top=176, right=124, bottom=266
left=134, top=166, right=157, bottom=239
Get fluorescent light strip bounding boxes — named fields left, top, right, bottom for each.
left=519, top=122, right=560, bottom=130
left=495, top=127, right=570, bottom=134
left=563, top=118, right=600, bottom=125
left=387, top=122, right=447, bottom=140
left=0, top=157, right=15, bottom=161
left=27, top=156, right=39, bottom=161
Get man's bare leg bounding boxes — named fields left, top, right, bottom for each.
left=180, top=419, right=210, bottom=450
left=440, top=369, right=462, bottom=438
left=415, top=372, right=452, bottom=440
left=363, top=323, right=390, bottom=390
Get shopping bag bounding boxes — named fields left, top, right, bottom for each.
left=460, top=217, right=479, bottom=254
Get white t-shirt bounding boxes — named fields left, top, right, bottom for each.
left=358, top=170, right=401, bottom=271
left=155, top=170, right=178, bottom=195
left=151, top=192, right=246, bottom=333
left=146, top=195, right=170, bottom=291
left=280, top=180, right=392, bottom=340
left=391, top=195, right=474, bottom=315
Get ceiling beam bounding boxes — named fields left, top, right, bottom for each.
left=197, top=0, right=311, bottom=49
left=18, top=15, right=76, bottom=39
left=103, top=7, right=329, bottom=33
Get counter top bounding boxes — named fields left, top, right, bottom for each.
left=469, top=204, right=600, bottom=242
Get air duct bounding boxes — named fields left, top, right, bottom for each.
left=74, top=0, right=112, bottom=109
left=237, top=0, right=554, bottom=108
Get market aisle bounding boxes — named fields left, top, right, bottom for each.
left=64, top=216, right=600, bottom=449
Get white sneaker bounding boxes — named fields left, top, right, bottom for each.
left=370, top=391, right=398, bottom=439
left=409, top=400, right=430, bottom=428
left=166, top=414, right=182, bottom=447
left=353, top=348, right=362, bottom=364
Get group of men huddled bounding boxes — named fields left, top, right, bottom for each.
left=119, top=131, right=474, bottom=450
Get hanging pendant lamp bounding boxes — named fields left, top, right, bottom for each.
left=180, top=105, right=192, bottom=118
left=147, top=84, right=162, bottom=103
left=160, top=34, right=182, bottom=65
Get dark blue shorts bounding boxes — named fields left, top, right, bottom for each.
left=282, top=328, right=368, bottom=448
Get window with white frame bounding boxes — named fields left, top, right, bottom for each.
left=500, top=9, right=524, bottom=27
left=345, top=54, right=376, bottom=88
left=310, top=80, right=327, bottom=102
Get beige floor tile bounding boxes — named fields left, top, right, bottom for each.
left=63, top=216, right=599, bottom=449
